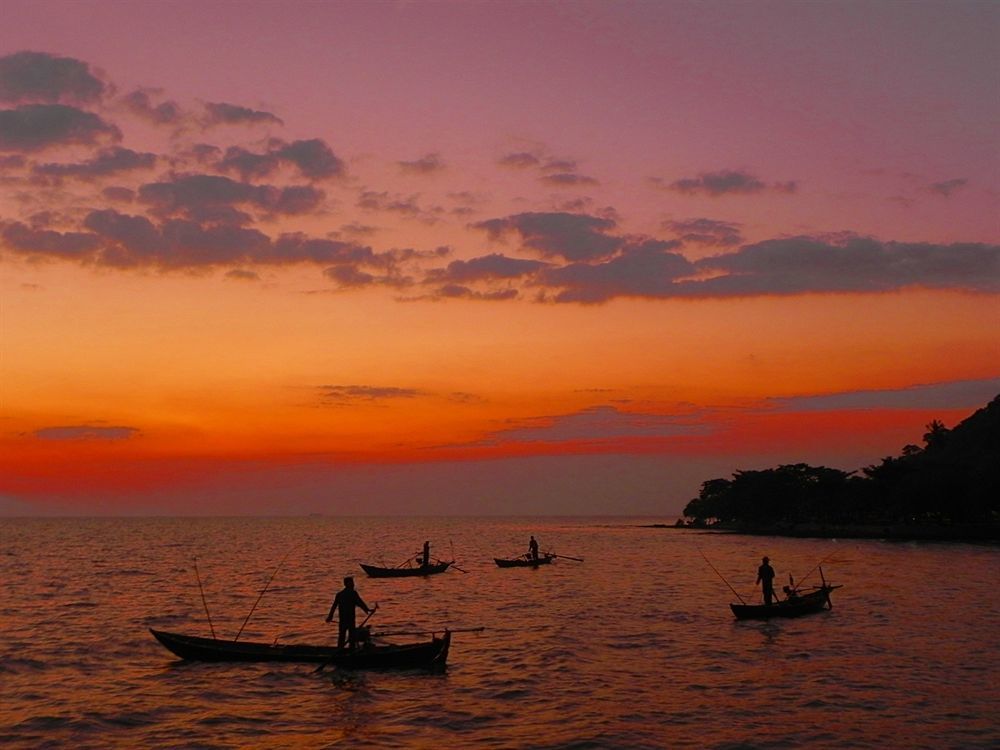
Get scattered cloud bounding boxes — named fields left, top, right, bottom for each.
left=225, top=268, right=260, bottom=282
left=121, top=88, right=183, bottom=125
left=137, top=173, right=325, bottom=218
left=32, top=424, right=139, bottom=441
left=928, top=178, right=968, bottom=197
left=0, top=104, right=121, bottom=151
left=219, top=138, right=345, bottom=181
left=472, top=211, right=621, bottom=261
left=498, top=151, right=540, bottom=168
left=33, top=146, right=156, bottom=180
left=0, top=51, right=107, bottom=104
left=424, top=253, right=547, bottom=283
left=475, top=405, right=712, bottom=446
left=318, top=385, right=423, bottom=405
left=656, top=169, right=797, bottom=197
left=202, top=101, right=282, bottom=127
left=398, top=152, right=445, bottom=175
left=692, top=236, right=1000, bottom=296
left=768, top=378, right=1000, bottom=412
left=663, top=217, right=743, bottom=247
left=540, top=172, right=598, bottom=187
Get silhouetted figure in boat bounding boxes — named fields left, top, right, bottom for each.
left=528, top=535, right=539, bottom=561
left=326, top=576, right=374, bottom=650
left=756, top=556, right=776, bottom=605
left=420, top=540, right=431, bottom=568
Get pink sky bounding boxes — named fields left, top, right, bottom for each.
left=1, top=1, right=998, bottom=515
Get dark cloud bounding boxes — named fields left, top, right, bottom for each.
left=398, top=152, right=445, bottom=175
left=203, top=101, right=283, bottom=127
left=536, top=239, right=691, bottom=303
left=664, top=217, right=743, bottom=247
left=769, top=377, right=1000, bottom=413
left=0, top=154, right=26, bottom=170
left=472, top=212, right=621, bottom=261
left=660, top=169, right=796, bottom=197
left=928, top=178, right=968, bottom=197
left=219, top=138, right=345, bottom=181
left=540, top=172, right=598, bottom=186
left=429, top=284, right=519, bottom=301
left=0, top=51, right=106, bottom=104
left=691, top=236, right=1000, bottom=296
left=541, top=159, right=577, bottom=172
left=425, top=253, right=547, bottom=284
left=1, top=220, right=100, bottom=258
left=318, top=385, right=423, bottom=405
left=102, top=186, right=135, bottom=202
left=138, top=174, right=325, bottom=217
left=32, top=425, right=138, bottom=441
left=357, top=190, right=443, bottom=222
left=122, top=88, right=182, bottom=125
left=0, top=104, right=121, bottom=151
left=274, top=139, right=344, bottom=179
left=272, top=233, right=377, bottom=265
left=498, top=152, right=540, bottom=168
left=225, top=268, right=260, bottom=282
left=33, top=146, right=156, bottom=180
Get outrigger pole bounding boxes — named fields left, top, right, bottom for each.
left=697, top=547, right=747, bottom=605
left=193, top=557, right=217, bottom=639
left=234, top=550, right=292, bottom=642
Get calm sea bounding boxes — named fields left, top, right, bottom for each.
left=1, top=517, right=998, bottom=749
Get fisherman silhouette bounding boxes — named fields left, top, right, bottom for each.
left=325, top=576, right=374, bottom=649
left=756, top=556, right=776, bottom=605
left=420, top=540, right=431, bottom=568
left=528, top=535, right=539, bottom=561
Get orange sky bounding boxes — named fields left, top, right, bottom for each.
left=1, top=3, right=998, bottom=514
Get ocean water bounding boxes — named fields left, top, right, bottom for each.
left=1, top=517, right=998, bottom=749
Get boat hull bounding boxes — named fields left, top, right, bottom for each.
left=730, top=586, right=837, bottom=620
left=360, top=562, right=452, bottom=577
left=149, top=628, right=450, bottom=669
left=494, top=555, right=554, bottom=568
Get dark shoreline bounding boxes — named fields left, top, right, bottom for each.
left=639, top=522, right=1000, bottom=542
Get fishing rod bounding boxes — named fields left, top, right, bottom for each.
left=697, top=547, right=747, bottom=605
left=234, top=549, right=292, bottom=642
left=372, top=626, right=485, bottom=638
left=449, top=540, right=468, bottom=573
left=795, top=551, right=838, bottom=588
left=552, top=553, right=584, bottom=562
left=193, top=557, right=217, bottom=639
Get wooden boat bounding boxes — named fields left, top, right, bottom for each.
left=149, top=628, right=450, bottom=669
left=494, top=553, right=555, bottom=568
left=360, top=561, right=452, bottom=578
left=730, top=584, right=841, bottom=620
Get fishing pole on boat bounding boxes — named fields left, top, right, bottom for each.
left=193, top=556, right=217, bottom=639
left=697, top=547, right=747, bottom=605
left=449, top=540, right=468, bottom=573
left=551, top=553, right=584, bottom=562
left=234, top=549, right=293, bottom=642
left=372, top=626, right=485, bottom=638
left=795, top=551, right=838, bottom=588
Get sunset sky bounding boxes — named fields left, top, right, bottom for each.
left=1, top=1, right=998, bottom=516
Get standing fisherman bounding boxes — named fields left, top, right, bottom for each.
left=756, top=556, right=776, bottom=605
left=528, top=535, right=539, bottom=562
left=326, top=576, right=375, bottom=649
left=420, top=540, right=432, bottom=568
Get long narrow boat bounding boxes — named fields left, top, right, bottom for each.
left=729, top=584, right=841, bottom=620
left=149, top=628, right=450, bottom=669
left=494, top=553, right=555, bottom=568
left=360, top=561, right=452, bottom=578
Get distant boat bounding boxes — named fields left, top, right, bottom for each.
left=494, top=553, right=555, bottom=568
left=730, top=584, right=841, bottom=620
left=149, top=628, right=450, bottom=669
left=360, top=561, right=453, bottom=578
